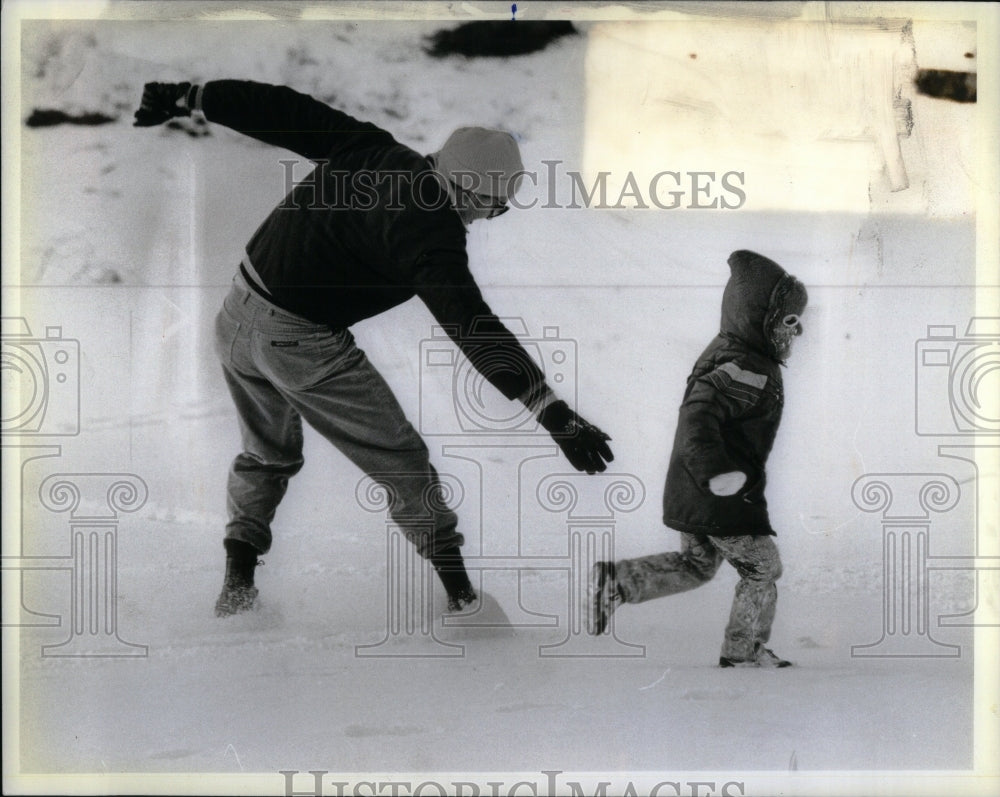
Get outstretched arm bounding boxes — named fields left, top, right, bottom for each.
left=415, top=251, right=614, bottom=474
left=134, top=79, right=392, bottom=162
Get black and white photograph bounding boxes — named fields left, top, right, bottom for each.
left=2, top=1, right=998, bottom=795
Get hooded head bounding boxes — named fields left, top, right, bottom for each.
left=432, top=127, right=524, bottom=224
left=721, top=250, right=808, bottom=362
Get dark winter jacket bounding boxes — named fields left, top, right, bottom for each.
left=199, top=80, right=545, bottom=402
left=662, top=250, right=807, bottom=537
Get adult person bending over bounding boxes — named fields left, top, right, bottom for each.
left=134, top=80, right=614, bottom=618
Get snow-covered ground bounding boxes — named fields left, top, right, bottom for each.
left=3, top=4, right=998, bottom=796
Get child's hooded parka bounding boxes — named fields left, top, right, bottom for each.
left=662, top=250, right=808, bottom=537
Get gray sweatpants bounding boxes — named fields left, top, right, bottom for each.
left=213, top=270, right=463, bottom=558
left=615, top=532, right=782, bottom=661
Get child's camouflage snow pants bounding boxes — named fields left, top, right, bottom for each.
left=615, top=532, right=782, bottom=661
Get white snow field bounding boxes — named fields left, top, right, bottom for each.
left=2, top=4, right=997, bottom=797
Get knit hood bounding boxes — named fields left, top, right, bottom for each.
left=720, top=250, right=808, bottom=362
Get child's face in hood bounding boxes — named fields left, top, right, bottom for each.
left=766, top=271, right=808, bottom=361
left=768, top=309, right=804, bottom=361
left=721, top=250, right=808, bottom=363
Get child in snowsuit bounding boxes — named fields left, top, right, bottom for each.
left=590, top=250, right=807, bottom=667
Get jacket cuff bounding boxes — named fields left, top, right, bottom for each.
left=521, top=383, right=556, bottom=416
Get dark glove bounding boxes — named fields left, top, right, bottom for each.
left=538, top=400, right=614, bottom=474
left=133, top=81, right=193, bottom=127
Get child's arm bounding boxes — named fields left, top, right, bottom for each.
left=674, top=361, right=770, bottom=494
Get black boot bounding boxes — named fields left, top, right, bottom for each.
left=214, top=539, right=260, bottom=617
left=431, top=546, right=477, bottom=612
